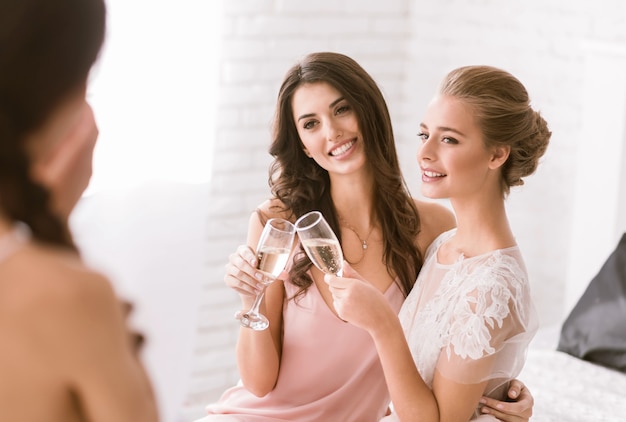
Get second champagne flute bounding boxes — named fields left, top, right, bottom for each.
left=234, top=218, right=295, bottom=331
left=295, top=210, right=344, bottom=276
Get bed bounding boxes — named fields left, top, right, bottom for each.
left=519, top=328, right=626, bottom=422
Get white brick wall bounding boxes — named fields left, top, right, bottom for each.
left=181, top=1, right=626, bottom=420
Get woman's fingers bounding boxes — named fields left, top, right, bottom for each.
left=224, top=245, right=264, bottom=295
left=479, top=388, right=533, bottom=422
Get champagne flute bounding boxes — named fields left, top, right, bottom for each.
left=295, top=211, right=344, bottom=276
left=234, top=218, right=295, bottom=330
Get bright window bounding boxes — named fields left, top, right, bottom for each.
left=87, top=0, right=221, bottom=193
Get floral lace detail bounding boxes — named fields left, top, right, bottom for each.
left=398, top=229, right=536, bottom=388
left=443, top=251, right=526, bottom=360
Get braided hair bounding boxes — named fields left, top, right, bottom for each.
left=0, top=0, right=106, bottom=250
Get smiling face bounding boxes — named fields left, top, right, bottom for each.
left=292, top=82, right=367, bottom=177
left=417, top=95, right=509, bottom=201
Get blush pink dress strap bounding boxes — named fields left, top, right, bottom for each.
left=200, top=277, right=404, bottom=422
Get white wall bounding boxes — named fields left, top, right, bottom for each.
left=565, top=41, right=626, bottom=311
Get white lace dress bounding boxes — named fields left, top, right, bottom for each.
left=385, top=229, right=538, bottom=420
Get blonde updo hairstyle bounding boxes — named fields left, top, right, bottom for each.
left=438, top=65, right=551, bottom=196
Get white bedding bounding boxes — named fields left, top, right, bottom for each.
left=519, top=348, right=626, bottom=421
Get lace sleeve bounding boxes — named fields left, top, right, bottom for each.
left=435, top=251, right=538, bottom=385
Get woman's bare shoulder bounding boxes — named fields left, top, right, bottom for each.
left=2, top=244, right=119, bottom=323
left=255, top=198, right=293, bottom=221
left=413, top=198, right=456, bottom=251
left=0, top=245, right=157, bottom=420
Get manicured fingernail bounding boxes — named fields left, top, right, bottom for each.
left=479, top=398, right=486, bottom=404
left=510, top=390, right=518, bottom=398
left=481, top=407, right=489, bottom=414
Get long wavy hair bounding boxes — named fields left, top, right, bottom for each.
left=268, top=52, right=422, bottom=299
left=0, top=0, right=106, bottom=251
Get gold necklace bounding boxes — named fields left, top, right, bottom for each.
left=338, top=215, right=374, bottom=264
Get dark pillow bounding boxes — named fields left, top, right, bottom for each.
left=557, top=232, right=626, bottom=373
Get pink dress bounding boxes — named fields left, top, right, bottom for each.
left=200, top=277, right=404, bottom=421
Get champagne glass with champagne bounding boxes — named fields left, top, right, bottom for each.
left=295, top=211, right=344, bottom=276
left=235, top=218, right=295, bottom=331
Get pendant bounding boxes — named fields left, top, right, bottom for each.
left=362, top=241, right=367, bottom=250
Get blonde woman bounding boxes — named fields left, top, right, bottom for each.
left=327, top=65, right=548, bottom=421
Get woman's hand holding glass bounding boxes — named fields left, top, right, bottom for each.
left=324, top=262, right=394, bottom=332
left=230, top=218, right=295, bottom=331
left=224, top=245, right=267, bottom=298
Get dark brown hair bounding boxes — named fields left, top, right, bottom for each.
left=439, top=65, right=551, bottom=196
left=268, top=52, right=422, bottom=298
left=0, top=0, right=106, bottom=249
